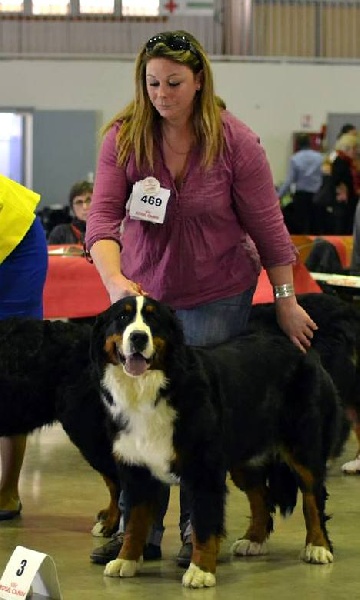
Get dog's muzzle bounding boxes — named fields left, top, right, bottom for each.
left=121, top=330, right=152, bottom=377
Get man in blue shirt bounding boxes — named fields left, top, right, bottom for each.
left=278, top=133, right=324, bottom=234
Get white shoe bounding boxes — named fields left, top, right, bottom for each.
left=341, top=455, right=360, bottom=474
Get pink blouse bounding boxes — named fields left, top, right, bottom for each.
left=85, top=110, right=296, bottom=309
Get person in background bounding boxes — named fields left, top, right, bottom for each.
left=277, top=133, right=324, bottom=234
left=333, top=128, right=360, bottom=473
left=48, top=180, right=93, bottom=245
left=335, top=123, right=357, bottom=143
left=350, top=200, right=360, bottom=275
left=342, top=201, right=360, bottom=473
left=0, top=175, right=48, bottom=519
left=323, top=123, right=357, bottom=173
left=329, top=133, right=359, bottom=235
left=338, top=123, right=357, bottom=138
left=85, top=29, right=317, bottom=569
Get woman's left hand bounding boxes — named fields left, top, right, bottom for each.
left=275, top=297, right=318, bottom=353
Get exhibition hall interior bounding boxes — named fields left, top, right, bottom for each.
left=1, top=1, right=360, bottom=598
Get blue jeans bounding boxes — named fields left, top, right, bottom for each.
left=120, top=287, right=256, bottom=545
left=176, top=288, right=256, bottom=347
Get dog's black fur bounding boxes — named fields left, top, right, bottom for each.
left=90, top=294, right=349, bottom=587
left=249, top=293, right=360, bottom=430
left=0, top=317, right=120, bottom=535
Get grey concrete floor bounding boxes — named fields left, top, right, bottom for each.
left=0, top=425, right=359, bottom=599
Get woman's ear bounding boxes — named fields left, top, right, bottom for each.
left=195, top=70, right=203, bottom=91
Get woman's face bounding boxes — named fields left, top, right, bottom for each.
left=72, top=192, right=92, bottom=222
left=145, top=57, right=201, bottom=123
left=343, top=146, right=357, bottom=160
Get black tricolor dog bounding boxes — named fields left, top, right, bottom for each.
left=91, top=295, right=349, bottom=588
left=0, top=318, right=120, bottom=536
left=250, top=293, right=360, bottom=455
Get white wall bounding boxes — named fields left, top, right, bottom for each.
left=1, top=58, right=360, bottom=184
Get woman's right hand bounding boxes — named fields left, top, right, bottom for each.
left=107, top=273, right=146, bottom=304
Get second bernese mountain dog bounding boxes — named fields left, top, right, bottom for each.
left=90, top=294, right=350, bottom=588
left=250, top=293, right=360, bottom=457
left=0, top=317, right=120, bottom=536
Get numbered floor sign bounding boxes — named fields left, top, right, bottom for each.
left=0, top=545, right=62, bottom=599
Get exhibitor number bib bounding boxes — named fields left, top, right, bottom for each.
left=128, top=178, right=170, bottom=224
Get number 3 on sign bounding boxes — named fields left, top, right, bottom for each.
left=16, top=559, right=27, bottom=577
left=0, top=545, right=62, bottom=599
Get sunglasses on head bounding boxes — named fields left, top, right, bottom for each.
left=145, top=33, right=201, bottom=62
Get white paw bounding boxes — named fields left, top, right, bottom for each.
left=231, top=538, right=268, bottom=556
left=91, top=520, right=105, bottom=537
left=300, top=544, right=333, bottom=564
left=341, top=456, right=360, bottom=474
left=104, top=558, right=138, bottom=577
left=182, top=562, right=216, bottom=588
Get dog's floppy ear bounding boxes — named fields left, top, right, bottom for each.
left=90, top=299, right=133, bottom=372
left=90, top=304, right=119, bottom=373
left=90, top=312, right=107, bottom=375
left=163, top=302, right=185, bottom=346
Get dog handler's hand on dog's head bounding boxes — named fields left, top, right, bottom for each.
left=89, top=239, right=147, bottom=304
left=108, top=274, right=144, bottom=304
left=275, top=296, right=318, bottom=353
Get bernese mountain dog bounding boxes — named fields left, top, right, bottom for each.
left=90, top=294, right=350, bottom=588
left=0, top=317, right=120, bottom=536
left=250, top=293, right=360, bottom=457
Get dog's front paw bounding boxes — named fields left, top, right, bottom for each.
left=104, top=558, right=138, bottom=577
left=182, top=563, right=216, bottom=588
left=231, top=538, right=268, bottom=556
left=300, top=544, right=333, bottom=564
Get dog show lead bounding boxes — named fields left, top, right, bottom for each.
left=85, top=29, right=317, bottom=585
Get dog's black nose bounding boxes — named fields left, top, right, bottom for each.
left=130, top=330, right=149, bottom=351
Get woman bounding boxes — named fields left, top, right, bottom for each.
left=330, top=133, right=359, bottom=234
left=48, top=180, right=92, bottom=245
left=0, top=175, right=48, bottom=519
left=86, top=30, right=317, bottom=566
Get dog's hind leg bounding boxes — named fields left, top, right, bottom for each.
left=230, top=467, right=273, bottom=557
left=58, top=384, right=121, bottom=537
left=286, top=458, right=333, bottom=564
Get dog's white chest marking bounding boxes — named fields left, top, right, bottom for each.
left=102, top=365, right=177, bottom=484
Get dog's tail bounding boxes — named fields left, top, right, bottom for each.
left=267, top=462, right=298, bottom=517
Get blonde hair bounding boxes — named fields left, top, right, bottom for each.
left=102, top=31, right=225, bottom=170
left=335, top=133, right=358, bottom=153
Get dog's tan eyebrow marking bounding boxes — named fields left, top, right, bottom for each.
left=144, top=304, right=156, bottom=313
left=123, top=303, right=133, bottom=313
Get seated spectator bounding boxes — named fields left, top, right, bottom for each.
left=48, top=181, right=92, bottom=245
left=277, top=133, right=324, bottom=234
